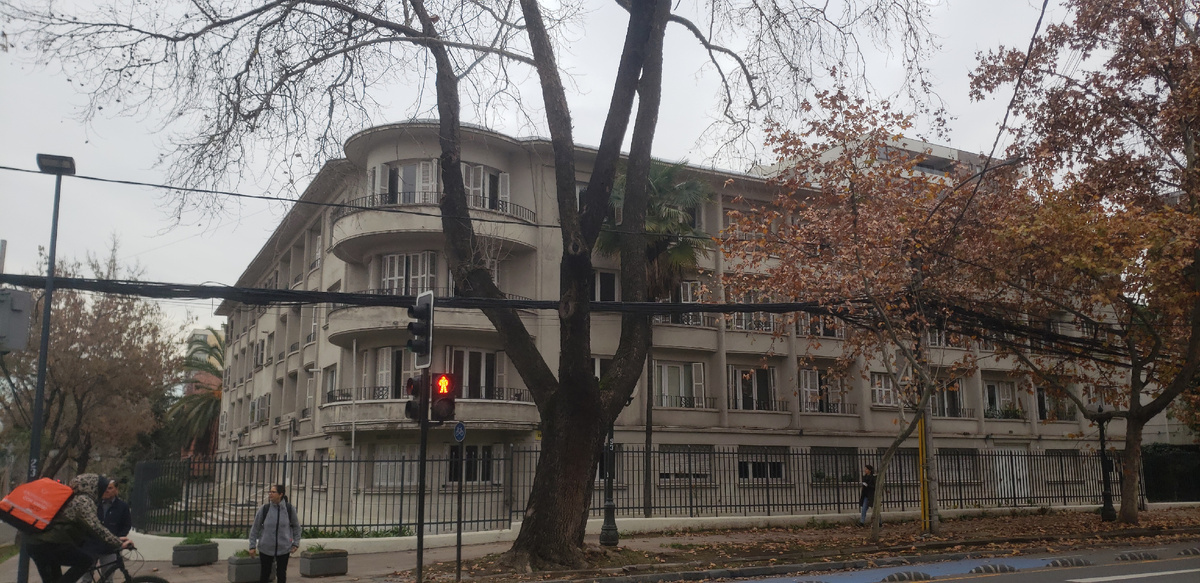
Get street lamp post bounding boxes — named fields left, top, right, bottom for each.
left=18, top=154, right=75, bottom=583
left=599, top=424, right=619, bottom=546
left=1096, top=405, right=1117, bottom=522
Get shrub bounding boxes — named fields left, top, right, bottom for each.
left=180, top=533, right=213, bottom=545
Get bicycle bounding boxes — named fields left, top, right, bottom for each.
left=80, top=546, right=169, bottom=583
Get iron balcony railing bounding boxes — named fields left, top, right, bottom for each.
left=332, top=191, right=536, bottom=224
left=728, top=398, right=789, bottom=412
left=800, top=401, right=857, bottom=414
left=655, top=395, right=717, bottom=409
left=652, top=313, right=720, bottom=328
left=325, top=385, right=533, bottom=404
left=932, top=407, right=976, bottom=419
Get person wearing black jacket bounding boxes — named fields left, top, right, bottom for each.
left=859, top=465, right=876, bottom=526
left=79, top=478, right=132, bottom=583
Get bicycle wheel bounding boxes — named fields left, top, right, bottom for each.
left=127, top=576, right=171, bottom=583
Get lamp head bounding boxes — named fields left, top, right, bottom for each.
left=36, top=154, right=76, bottom=176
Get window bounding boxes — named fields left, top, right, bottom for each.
left=938, top=448, right=981, bottom=483
left=305, top=373, right=315, bottom=414
left=373, top=160, right=439, bottom=203
left=926, top=328, right=948, bottom=347
left=729, top=292, right=773, bottom=331
left=460, top=164, right=510, bottom=211
left=1037, top=386, right=1076, bottom=421
left=663, top=281, right=705, bottom=325
left=371, top=443, right=415, bottom=487
left=655, top=361, right=706, bottom=408
left=375, top=347, right=393, bottom=388
left=380, top=252, right=437, bottom=295
left=799, top=368, right=848, bottom=413
left=984, top=380, right=1021, bottom=418
left=727, top=365, right=778, bottom=411
left=799, top=314, right=845, bottom=339
left=658, top=444, right=712, bottom=483
left=870, top=372, right=899, bottom=407
left=313, top=449, right=328, bottom=488
left=931, top=380, right=965, bottom=418
left=737, top=446, right=787, bottom=481
left=449, top=348, right=507, bottom=399
left=810, top=447, right=858, bottom=483
left=594, top=271, right=618, bottom=302
left=448, top=445, right=494, bottom=483
left=324, top=365, right=339, bottom=400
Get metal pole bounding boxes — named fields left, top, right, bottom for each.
left=1098, top=406, right=1117, bottom=522
left=17, top=172, right=64, bottom=583
left=600, top=423, right=619, bottom=546
left=456, top=443, right=464, bottom=581
left=415, top=369, right=429, bottom=582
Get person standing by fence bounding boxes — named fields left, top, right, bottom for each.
left=249, top=484, right=301, bottom=583
left=859, top=465, right=876, bottom=526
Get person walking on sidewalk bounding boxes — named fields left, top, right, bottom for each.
left=859, top=465, right=876, bottom=526
left=249, top=484, right=301, bottom=583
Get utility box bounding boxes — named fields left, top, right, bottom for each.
left=0, top=289, right=33, bottom=353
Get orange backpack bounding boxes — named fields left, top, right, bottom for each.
left=0, top=478, right=75, bottom=534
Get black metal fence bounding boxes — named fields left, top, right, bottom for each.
left=132, top=447, right=1138, bottom=536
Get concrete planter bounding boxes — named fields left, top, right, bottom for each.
left=299, top=549, right=348, bottom=577
left=227, top=555, right=266, bottom=583
left=172, top=542, right=218, bottom=567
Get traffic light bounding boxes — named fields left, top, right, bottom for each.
left=403, top=377, right=426, bottom=421
left=407, top=291, right=434, bottom=369
left=430, top=373, right=457, bottom=422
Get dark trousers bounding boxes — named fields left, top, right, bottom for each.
left=28, top=542, right=94, bottom=583
left=259, top=552, right=290, bottom=583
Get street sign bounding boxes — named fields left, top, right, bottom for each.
left=453, top=421, right=466, bottom=443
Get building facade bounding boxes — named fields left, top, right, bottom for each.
left=215, top=121, right=1187, bottom=505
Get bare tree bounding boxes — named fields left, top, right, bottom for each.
left=2, top=0, right=938, bottom=568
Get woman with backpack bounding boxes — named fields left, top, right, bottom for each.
left=248, top=484, right=301, bottom=583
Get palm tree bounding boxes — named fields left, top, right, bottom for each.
left=596, top=161, right=714, bottom=517
left=168, top=326, right=225, bottom=458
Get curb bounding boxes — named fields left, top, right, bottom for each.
left=534, top=525, right=1200, bottom=583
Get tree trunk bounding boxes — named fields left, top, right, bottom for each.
left=920, top=405, right=940, bottom=535
left=1118, top=417, right=1145, bottom=524
left=507, top=391, right=607, bottom=569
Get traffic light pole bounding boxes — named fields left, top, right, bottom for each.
left=415, top=369, right=429, bottom=582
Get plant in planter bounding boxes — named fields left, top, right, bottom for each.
left=227, top=549, right=271, bottom=583
left=172, top=533, right=219, bottom=567
left=299, top=543, right=348, bottom=578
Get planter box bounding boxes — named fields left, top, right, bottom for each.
left=172, top=542, right=219, bottom=567
left=228, top=555, right=271, bottom=583
left=299, top=549, right=348, bottom=578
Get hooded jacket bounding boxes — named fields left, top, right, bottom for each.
left=29, top=474, right=123, bottom=550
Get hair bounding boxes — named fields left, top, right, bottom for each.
left=865, top=464, right=875, bottom=473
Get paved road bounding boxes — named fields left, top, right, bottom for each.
left=730, top=542, right=1200, bottom=583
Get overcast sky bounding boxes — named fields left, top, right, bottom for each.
left=0, top=1, right=1060, bottom=336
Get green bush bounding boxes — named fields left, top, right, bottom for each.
left=180, top=533, right=213, bottom=545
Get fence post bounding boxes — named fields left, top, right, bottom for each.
left=686, top=446, right=695, bottom=518
left=182, top=461, right=191, bottom=535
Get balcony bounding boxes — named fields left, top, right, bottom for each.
left=1040, top=404, right=1078, bottom=422
left=320, top=388, right=538, bottom=432
left=655, top=395, right=716, bottom=409
left=329, top=192, right=538, bottom=262
left=800, top=401, right=857, bottom=415
left=653, top=313, right=719, bottom=328
left=728, top=398, right=789, bottom=412
left=984, top=406, right=1025, bottom=420
left=931, top=407, right=975, bottom=419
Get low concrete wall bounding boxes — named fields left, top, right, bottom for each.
left=128, top=501, right=1200, bottom=562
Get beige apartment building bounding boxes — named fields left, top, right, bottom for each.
left=215, top=121, right=1186, bottom=493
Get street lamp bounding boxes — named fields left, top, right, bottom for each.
left=599, top=424, right=619, bottom=546
left=1093, top=404, right=1117, bottom=522
left=18, top=154, right=75, bottom=583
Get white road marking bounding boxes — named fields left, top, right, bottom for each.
left=1065, top=568, right=1200, bottom=582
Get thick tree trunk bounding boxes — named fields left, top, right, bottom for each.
left=507, top=390, right=607, bottom=569
left=1118, top=417, right=1145, bottom=524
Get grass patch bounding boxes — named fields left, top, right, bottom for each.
left=0, top=544, right=18, bottom=563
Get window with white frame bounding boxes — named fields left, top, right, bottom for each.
left=594, top=271, right=618, bottom=302
left=729, top=292, right=773, bottom=332
left=655, top=361, right=706, bottom=408
left=799, top=368, right=848, bottom=413
left=931, top=380, right=965, bottom=417
left=460, top=163, right=511, bottom=212
left=380, top=252, right=437, bottom=295
left=449, top=347, right=507, bottom=399
left=323, top=365, right=339, bottom=400
left=727, top=365, right=777, bottom=411
left=372, top=160, right=439, bottom=204
left=926, top=328, right=948, bottom=347
left=870, top=372, right=899, bottom=407
left=984, top=380, right=1020, bottom=419
left=371, top=443, right=416, bottom=487
left=448, top=444, right=494, bottom=483
left=799, top=313, right=845, bottom=339
left=658, top=444, right=713, bottom=482
left=375, top=347, right=394, bottom=388
left=305, top=373, right=315, bottom=414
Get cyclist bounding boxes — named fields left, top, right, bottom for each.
left=26, top=474, right=133, bottom=583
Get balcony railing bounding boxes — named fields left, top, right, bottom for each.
left=801, top=401, right=857, bottom=414
left=332, top=190, right=537, bottom=224
left=728, top=398, right=789, bottom=412
left=652, top=313, right=720, bottom=328
left=655, top=395, right=716, bottom=409
left=932, top=407, right=975, bottom=419
left=726, top=314, right=776, bottom=333
left=293, top=273, right=303, bottom=284
left=300, top=407, right=311, bottom=419
left=288, top=342, right=300, bottom=353
left=984, top=407, right=1025, bottom=420
left=327, top=385, right=534, bottom=403
left=1041, top=404, right=1078, bottom=422
left=327, top=287, right=533, bottom=314
left=326, top=390, right=353, bottom=403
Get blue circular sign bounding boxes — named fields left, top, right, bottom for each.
left=453, top=421, right=466, bottom=443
